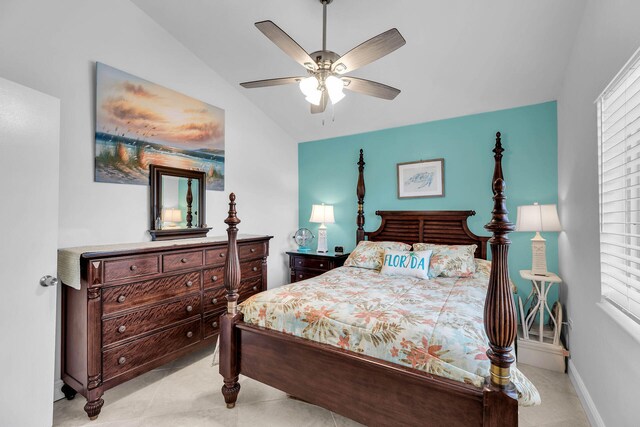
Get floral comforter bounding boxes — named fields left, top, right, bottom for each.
left=240, top=260, right=540, bottom=406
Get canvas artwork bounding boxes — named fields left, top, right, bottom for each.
left=397, top=158, right=445, bottom=198
left=95, top=63, right=225, bottom=190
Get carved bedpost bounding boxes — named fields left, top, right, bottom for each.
left=186, top=178, right=193, bottom=228
left=356, top=149, right=366, bottom=243
left=223, top=193, right=241, bottom=314
left=220, top=193, right=242, bottom=408
left=483, top=133, right=517, bottom=387
left=482, top=132, right=518, bottom=425
left=484, top=132, right=517, bottom=386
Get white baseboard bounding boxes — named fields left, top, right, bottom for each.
left=567, top=359, right=605, bottom=427
left=53, top=378, right=65, bottom=402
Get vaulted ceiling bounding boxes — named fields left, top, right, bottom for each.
left=133, top=0, right=586, bottom=142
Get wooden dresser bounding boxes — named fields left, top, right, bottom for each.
left=60, top=235, right=272, bottom=420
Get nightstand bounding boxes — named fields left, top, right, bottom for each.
left=517, top=270, right=569, bottom=372
left=286, top=251, right=350, bottom=283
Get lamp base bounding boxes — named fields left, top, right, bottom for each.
left=531, top=232, right=548, bottom=276
left=317, top=224, right=328, bottom=253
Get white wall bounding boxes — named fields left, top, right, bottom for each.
left=558, top=0, right=640, bottom=425
left=0, top=0, right=298, bottom=399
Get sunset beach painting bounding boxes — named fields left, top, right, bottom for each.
left=95, top=63, right=225, bottom=190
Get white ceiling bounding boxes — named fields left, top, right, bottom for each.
left=132, top=0, right=586, bottom=142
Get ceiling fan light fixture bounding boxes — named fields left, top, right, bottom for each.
left=299, top=76, right=320, bottom=97
left=305, top=91, right=323, bottom=105
left=241, top=1, right=406, bottom=114
left=305, top=94, right=322, bottom=106
left=325, top=75, right=345, bottom=104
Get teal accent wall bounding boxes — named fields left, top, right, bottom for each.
left=298, top=101, right=558, bottom=302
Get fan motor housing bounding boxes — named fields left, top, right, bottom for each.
left=310, top=50, right=340, bottom=70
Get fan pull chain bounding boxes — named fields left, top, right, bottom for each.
left=321, top=100, right=336, bottom=126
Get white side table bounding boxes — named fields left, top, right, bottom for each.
left=519, top=270, right=562, bottom=345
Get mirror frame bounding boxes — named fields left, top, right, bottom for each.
left=148, top=164, right=211, bottom=241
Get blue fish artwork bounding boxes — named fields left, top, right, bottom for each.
left=406, top=171, right=434, bottom=189
left=398, top=159, right=444, bottom=198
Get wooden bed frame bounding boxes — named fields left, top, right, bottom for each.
left=219, top=132, right=519, bottom=426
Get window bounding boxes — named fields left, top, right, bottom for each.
left=598, top=47, right=640, bottom=323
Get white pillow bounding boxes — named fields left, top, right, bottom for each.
left=380, top=250, right=433, bottom=280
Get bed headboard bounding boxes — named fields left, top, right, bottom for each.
left=363, top=210, right=489, bottom=259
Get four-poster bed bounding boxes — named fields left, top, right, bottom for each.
left=219, top=132, right=521, bottom=426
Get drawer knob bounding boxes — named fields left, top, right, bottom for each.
left=299, top=274, right=303, bottom=279
left=252, top=286, right=258, bottom=291
left=181, top=258, right=187, bottom=263
left=117, top=325, right=126, bottom=334
left=219, top=253, right=225, bottom=258
left=186, top=331, right=193, bottom=338
left=186, top=305, right=193, bottom=313
left=252, top=267, right=258, bottom=272
left=118, top=356, right=126, bottom=365
left=298, top=261, right=302, bottom=265
left=186, top=281, right=193, bottom=287
left=250, top=248, right=256, bottom=253
left=211, top=275, right=218, bottom=282
left=117, top=295, right=126, bottom=303
left=320, top=263, right=324, bottom=267
left=212, top=321, right=218, bottom=328
left=211, top=298, right=218, bottom=304
left=130, top=265, right=137, bottom=271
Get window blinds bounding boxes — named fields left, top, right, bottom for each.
left=598, top=48, right=640, bottom=323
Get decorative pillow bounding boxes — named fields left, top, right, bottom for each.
left=475, top=258, right=518, bottom=293
left=344, top=241, right=411, bottom=270
left=412, top=243, right=477, bottom=278
left=380, top=249, right=433, bottom=280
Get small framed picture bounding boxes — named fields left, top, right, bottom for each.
left=397, top=158, right=445, bottom=198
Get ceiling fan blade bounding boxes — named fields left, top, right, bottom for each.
left=342, top=77, right=401, bottom=100
left=310, top=91, right=328, bottom=114
left=255, top=21, right=318, bottom=71
left=332, top=28, right=406, bottom=74
left=240, top=77, right=305, bottom=89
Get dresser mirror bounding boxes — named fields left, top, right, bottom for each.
left=149, top=164, right=212, bottom=241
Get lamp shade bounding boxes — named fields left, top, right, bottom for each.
left=162, top=208, right=183, bottom=223
left=515, top=203, right=561, bottom=232
left=309, top=204, right=335, bottom=224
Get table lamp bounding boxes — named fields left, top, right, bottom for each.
left=162, top=208, right=183, bottom=229
left=515, top=203, right=562, bottom=276
left=309, top=203, right=335, bottom=253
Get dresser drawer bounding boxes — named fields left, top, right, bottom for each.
left=290, top=256, right=329, bottom=271
left=104, top=255, right=160, bottom=282
left=102, top=271, right=201, bottom=315
left=203, top=266, right=225, bottom=289
left=241, top=259, right=263, bottom=279
left=205, top=247, right=227, bottom=265
left=204, top=310, right=224, bottom=339
left=102, top=294, right=201, bottom=346
left=239, top=242, right=266, bottom=259
left=203, top=286, right=227, bottom=313
left=163, top=250, right=203, bottom=272
left=292, top=269, right=321, bottom=282
left=103, top=319, right=201, bottom=381
left=239, top=276, right=262, bottom=298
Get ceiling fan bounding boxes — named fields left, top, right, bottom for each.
left=240, top=0, right=406, bottom=114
